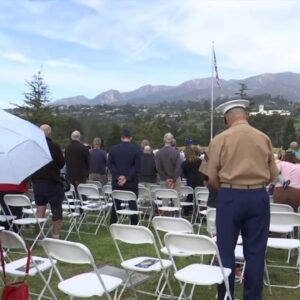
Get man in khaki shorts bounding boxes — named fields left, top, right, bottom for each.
left=200, top=100, right=278, bottom=300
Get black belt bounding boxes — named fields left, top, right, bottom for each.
left=220, top=183, right=266, bottom=190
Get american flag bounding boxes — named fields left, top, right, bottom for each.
left=213, top=47, right=221, bottom=88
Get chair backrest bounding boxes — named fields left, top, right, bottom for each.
left=270, top=203, right=293, bottom=213
left=86, top=180, right=102, bottom=189
left=180, top=186, right=194, bottom=197
left=42, top=238, right=94, bottom=264
left=102, top=184, right=112, bottom=195
left=194, top=186, right=209, bottom=195
left=206, top=208, right=216, bottom=237
left=138, top=186, right=151, bottom=199
left=164, top=233, right=218, bottom=256
left=111, top=190, right=137, bottom=202
left=65, top=184, right=76, bottom=198
left=152, top=216, right=193, bottom=234
left=110, top=224, right=154, bottom=245
left=77, top=183, right=100, bottom=200
left=0, top=230, right=27, bottom=251
left=195, top=191, right=209, bottom=205
left=155, top=189, right=179, bottom=207
left=4, top=194, right=32, bottom=207
left=270, top=212, right=300, bottom=227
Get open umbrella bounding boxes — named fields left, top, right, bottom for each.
left=0, top=109, right=52, bottom=184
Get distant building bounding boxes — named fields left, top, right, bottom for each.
left=249, top=105, right=290, bottom=116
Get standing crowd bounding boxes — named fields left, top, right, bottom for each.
left=1, top=98, right=300, bottom=300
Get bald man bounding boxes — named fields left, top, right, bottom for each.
left=65, top=130, right=90, bottom=188
left=31, top=124, right=65, bottom=239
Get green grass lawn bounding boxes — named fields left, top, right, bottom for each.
left=22, top=220, right=300, bottom=300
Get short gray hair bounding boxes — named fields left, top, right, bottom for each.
left=40, top=124, right=51, bottom=137
left=71, top=130, right=81, bottom=141
left=164, top=132, right=174, bottom=144
left=93, top=137, right=102, bottom=147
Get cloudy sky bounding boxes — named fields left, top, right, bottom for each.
left=1, top=0, right=300, bottom=108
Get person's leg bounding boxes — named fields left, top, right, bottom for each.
left=110, top=199, right=121, bottom=224
left=242, top=189, right=270, bottom=300
left=216, top=189, right=242, bottom=300
left=48, top=182, right=64, bottom=239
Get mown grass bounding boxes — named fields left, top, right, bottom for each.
left=22, top=219, right=300, bottom=300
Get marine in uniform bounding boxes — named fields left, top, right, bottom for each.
left=200, top=100, right=278, bottom=300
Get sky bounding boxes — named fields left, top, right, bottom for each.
left=1, top=0, right=300, bottom=108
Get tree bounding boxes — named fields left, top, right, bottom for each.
left=235, top=82, right=250, bottom=99
left=282, top=118, right=296, bottom=150
left=14, top=69, right=53, bottom=124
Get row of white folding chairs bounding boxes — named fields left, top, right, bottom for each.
left=0, top=229, right=122, bottom=300
left=109, top=222, right=232, bottom=300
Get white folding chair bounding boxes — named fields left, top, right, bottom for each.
left=164, top=233, right=232, bottom=300
left=269, top=203, right=295, bottom=263
left=61, top=191, right=81, bottom=240
left=265, top=212, right=300, bottom=290
left=3, top=194, right=48, bottom=249
left=194, top=190, right=209, bottom=229
left=179, top=186, right=194, bottom=219
left=111, top=190, right=141, bottom=224
left=152, top=216, right=194, bottom=256
left=109, top=224, right=173, bottom=300
left=138, top=186, right=153, bottom=227
left=0, top=230, right=56, bottom=300
left=42, top=238, right=122, bottom=299
left=154, top=189, right=181, bottom=217
left=77, top=183, right=107, bottom=235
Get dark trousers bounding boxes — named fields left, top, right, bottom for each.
left=110, top=187, right=139, bottom=225
left=216, top=188, right=270, bottom=300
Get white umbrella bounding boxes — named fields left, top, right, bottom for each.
left=0, top=109, right=52, bottom=184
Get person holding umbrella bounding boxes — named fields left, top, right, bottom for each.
left=31, top=124, right=65, bottom=240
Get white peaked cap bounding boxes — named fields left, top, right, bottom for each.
left=215, top=99, right=250, bottom=114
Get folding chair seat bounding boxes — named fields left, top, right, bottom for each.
left=3, top=194, right=48, bottom=249
left=152, top=216, right=194, bottom=256
left=111, top=190, right=141, bottom=224
left=42, top=238, right=122, bottom=299
left=109, top=224, right=173, bottom=300
left=77, top=183, right=108, bottom=235
left=154, top=189, right=181, bottom=217
left=138, top=186, right=153, bottom=226
left=265, top=212, right=300, bottom=290
left=164, top=233, right=232, bottom=300
left=0, top=230, right=56, bottom=300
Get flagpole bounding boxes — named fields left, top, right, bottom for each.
left=210, top=41, right=214, bottom=141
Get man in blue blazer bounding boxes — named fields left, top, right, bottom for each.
left=108, top=129, right=141, bottom=225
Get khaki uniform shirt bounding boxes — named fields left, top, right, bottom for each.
left=200, top=120, right=279, bottom=185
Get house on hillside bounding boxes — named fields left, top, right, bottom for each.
left=249, top=105, right=290, bottom=116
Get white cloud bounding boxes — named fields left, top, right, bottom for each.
left=1, top=52, right=32, bottom=64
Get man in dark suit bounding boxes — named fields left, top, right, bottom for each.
left=108, top=129, right=141, bottom=225
left=65, top=130, right=90, bottom=188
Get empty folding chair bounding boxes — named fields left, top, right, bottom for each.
left=138, top=186, right=153, bottom=227
left=152, top=216, right=194, bottom=256
left=3, top=194, right=48, bottom=249
left=179, top=186, right=194, bottom=220
left=42, top=238, right=122, bottom=299
left=77, top=183, right=107, bottom=235
left=265, top=212, right=300, bottom=290
left=111, top=190, right=141, bottom=225
left=164, top=233, right=232, bottom=300
left=194, top=190, right=209, bottom=229
left=154, top=189, right=181, bottom=217
left=0, top=230, right=56, bottom=300
left=110, top=224, right=173, bottom=300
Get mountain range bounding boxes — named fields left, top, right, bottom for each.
left=52, top=72, right=300, bottom=106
